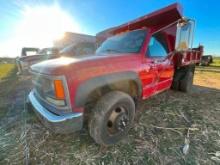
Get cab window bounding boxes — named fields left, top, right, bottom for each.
left=146, top=33, right=168, bottom=58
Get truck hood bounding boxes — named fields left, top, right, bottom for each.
left=30, top=54, right=113, bottom=75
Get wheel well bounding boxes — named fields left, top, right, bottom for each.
left=83, top=80, right=140, bottom=122
left=86, top=80, right=139, bottom=104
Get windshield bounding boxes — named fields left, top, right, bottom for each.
left=96, top=29, right=147, bottom=54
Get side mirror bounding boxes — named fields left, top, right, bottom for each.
left=175, top=18, right=195, bottom=51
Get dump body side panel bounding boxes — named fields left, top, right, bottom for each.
left=173, top=46, right=203, bottom=68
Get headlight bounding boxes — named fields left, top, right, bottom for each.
left=45, top=96, right=66, bottom=106
left=34, top=76, right=67, bottom=107
left=44, top=79, right=66, bottom=106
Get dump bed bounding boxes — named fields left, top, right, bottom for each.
left=97, top=3, right=203, bottom=67
left=97, top=3, right=182, bottom=43
left=173, top=45, right=203, bottom=68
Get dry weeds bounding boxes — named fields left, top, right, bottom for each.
left=0, top=68, right=220, bottom=164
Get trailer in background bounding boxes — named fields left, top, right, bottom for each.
left=54, top=32, right=96, bottom=49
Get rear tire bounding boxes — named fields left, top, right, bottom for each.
left=171, top=69, right=182, bottom=90
left=89, top=91, right=135, bottom=146
left=179, top=71, right=193, bottom=92
left=179, top=66, right=194, bottom=92
left=172, top=65, right=195, bottom=92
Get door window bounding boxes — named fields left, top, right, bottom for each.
left=147, top=33, right=168, bottom=58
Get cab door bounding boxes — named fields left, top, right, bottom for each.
left=146, top=33, right=174, bottom=93
left=140, top=58, right=158, bottom=99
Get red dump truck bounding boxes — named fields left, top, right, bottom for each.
left=28, top=3, right=203, bottom=145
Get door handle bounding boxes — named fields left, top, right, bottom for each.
left=151, top=58, right=166, bottom=64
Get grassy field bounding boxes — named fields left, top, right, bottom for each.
left=0, top=61, right=220, bottom=164
left=210, top=57, right=220, bottom=67
left=0, top=63, right=18, bottom=118
left=196, top=56, right=220, bottom=73
left=0, top=63, right=16, bottom=80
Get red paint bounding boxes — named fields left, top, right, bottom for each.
left=31, top=3, right=202, bottom=113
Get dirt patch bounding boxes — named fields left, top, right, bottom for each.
left=0, top=69, right=220, bottom=164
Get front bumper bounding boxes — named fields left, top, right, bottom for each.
left=28, top=91, right=83, bottom=133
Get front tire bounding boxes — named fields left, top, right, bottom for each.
left=89, top=91, right=135, bottom=145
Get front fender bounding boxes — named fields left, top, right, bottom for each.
left=74, top=71, right=142, bottom=107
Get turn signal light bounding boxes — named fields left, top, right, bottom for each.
left=54, top=80, right=65, bottom=99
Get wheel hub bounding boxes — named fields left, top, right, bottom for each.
left=107, top=106, right=129, bottom=134
left=115, top=113, right=129, bottom=131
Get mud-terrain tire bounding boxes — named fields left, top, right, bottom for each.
left=179, top=68, right=194, bottom=92
left=89, top=91, right=135, bottom=145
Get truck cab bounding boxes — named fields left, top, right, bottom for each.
left=28, top=3, right=202, bottom=145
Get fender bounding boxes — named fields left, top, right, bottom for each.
left=74, top=71, right=142, bottom=107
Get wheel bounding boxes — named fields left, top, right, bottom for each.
left=171, top=79, right=179, bottom=90
left=171, top=68, right=184, bottom=91
left=89, top=91, right=135, bottom=145
left=179, top=68, right=194, bottom=92
left=171, top=69, right=182, bottom=90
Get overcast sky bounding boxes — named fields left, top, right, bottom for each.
left=0, top=0, right=220, bottom=57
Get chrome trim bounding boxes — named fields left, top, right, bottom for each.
left=29, top=90, right=82, bottom=123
